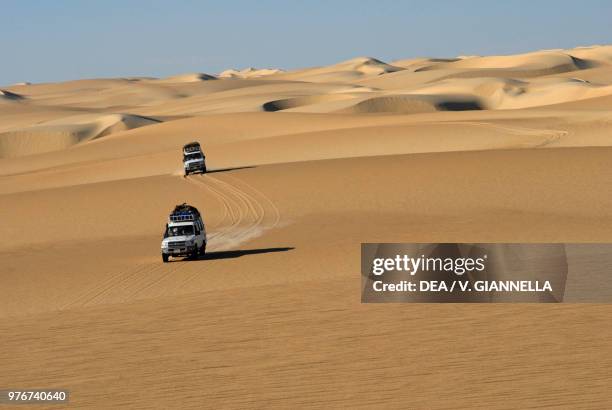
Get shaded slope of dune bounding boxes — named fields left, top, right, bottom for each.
left=0, top=89, right=24, bottom=101
left=338, top=94, right=483, bottom=114
left=158, top=72, right=217, bottom=82
left=262, top=94, right=357, bottom=112
left=0, top=114, right=160, bottom=158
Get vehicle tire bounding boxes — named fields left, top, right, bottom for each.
left=201, top=242, right=206, bottom=255
left=191, top=247, right=199, bottom=260
left=202, top=165, right=207, bottom=174
left=185, top=170, right=189, bottom=176
left=162, top=253, right=169, bottom=263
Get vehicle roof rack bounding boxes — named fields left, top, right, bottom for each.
left=169, top=203, right=201, bottom=222
left=183, top=141, right=201, bottom=154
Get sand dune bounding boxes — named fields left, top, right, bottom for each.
left=419, top=50, right=587, bottom=72
left=158, top=72, right=218, bottom=82
left=402, top=76, right=612, bottom=110
left=391, top=57, right=462, bottom=70
left=339, top=94, right=483, bottom=114
left=0, top=113, right=159, bottom=158
left=2, top=45, right=612, bottom=408
left=219, top=67, right=284, bottom=78
left=334, top=56, right=403, bottom=75
left=0, top=89, right=24, bottom=101
left=272, top=76, right=612, bottom=115
left=272, top=57, right=403, bottom=83
left=262, top=94, right=358, bottom=112
left=563, top=44, right=612, bottom=64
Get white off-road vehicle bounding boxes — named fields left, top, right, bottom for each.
left=183, top=141, right=206, bottom=175
left=161, top=203, right=207, bottom=262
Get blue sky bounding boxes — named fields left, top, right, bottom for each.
left=2, top=0, right=611, bottom=85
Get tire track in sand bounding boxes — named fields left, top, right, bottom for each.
left=63, top=171, right=280, bottom=309
left=168, top=173, right=282, bottom=292
left=186, top=173, right=280, bottom=251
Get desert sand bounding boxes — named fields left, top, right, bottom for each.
left=2, top=45, right=612, bottom=408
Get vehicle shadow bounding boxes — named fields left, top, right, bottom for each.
left=197, top=247, right=293, bottom=261
left=206, top=166, right=255, bottom=174
left=182, top=166, right=255, bottom=178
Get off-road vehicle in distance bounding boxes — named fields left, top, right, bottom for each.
left=183, top=141, right=206, bottom=175
left=161, top=203, right=207, bottom=262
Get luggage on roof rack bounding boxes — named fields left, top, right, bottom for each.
left=169, top=203, right=201, bottom=222
left=183, top=142, right=201, bottom=154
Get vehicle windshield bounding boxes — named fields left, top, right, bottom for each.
left=184, top=153, right=202, bottom=161
left=167, top=225, right=194, bottom=237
